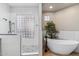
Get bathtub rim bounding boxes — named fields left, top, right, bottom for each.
left=47, top=38, right=79, bottom=45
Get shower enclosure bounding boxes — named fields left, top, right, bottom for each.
left=13, top=4, right=42, bottom=56
left=16, top=14, right=39, bottom=56
left=0, top=3, right=42, bottom=56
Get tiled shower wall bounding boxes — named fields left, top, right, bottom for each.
left=0, top=3, right=10, bottom=34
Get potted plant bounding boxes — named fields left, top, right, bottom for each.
left=44, top=21, right=58, bottom=52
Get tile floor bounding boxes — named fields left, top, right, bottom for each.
left=44, top=50, right=79, bottom=56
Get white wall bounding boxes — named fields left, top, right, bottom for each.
left=0, top=3, right=10, bottom=34
left=54, top=4, right=79, bottom=31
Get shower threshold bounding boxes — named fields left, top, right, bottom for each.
left=21, top=52, right=39, bottom=56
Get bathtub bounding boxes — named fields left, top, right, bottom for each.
left=47, top=39, right=79, bottom=55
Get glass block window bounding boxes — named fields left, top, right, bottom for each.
left=16, top=14, right=35, bottom=38
left=44, top=16, right=50, bottom=21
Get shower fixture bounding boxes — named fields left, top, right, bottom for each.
left=8, top=21, right=12, bottom=34
left=2, top=18, right=7, bottom=21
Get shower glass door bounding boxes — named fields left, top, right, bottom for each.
left=16, top=14, right=39, bottom=56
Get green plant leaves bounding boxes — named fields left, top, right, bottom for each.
left=44, top=21, right=58, bottom=39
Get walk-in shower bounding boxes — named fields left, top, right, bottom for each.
left=0, top=3, right=42, bottom=56
left=12, top=3, right=42, bottom=56
left=16, top=14, right=39, bottom=56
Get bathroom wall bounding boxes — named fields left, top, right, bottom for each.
left=54, top=4, right=79, bottom=31
left=0, top=3, right=10, bottom=34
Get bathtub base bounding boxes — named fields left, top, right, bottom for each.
left=74, top=45, right=79, bottom=53
left=51, top=51, right=72, bottom=56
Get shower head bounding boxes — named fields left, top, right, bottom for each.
left=3, top=18, right=7, bottom=21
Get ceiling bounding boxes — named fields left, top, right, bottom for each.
left=42, top=3, right=77, bottom=12
left=7, top=3, right=78, bottom=12
left=8, top=3, right=39, bottom=8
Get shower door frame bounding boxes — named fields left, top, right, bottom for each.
left=16, top=13, right=40, bottom=56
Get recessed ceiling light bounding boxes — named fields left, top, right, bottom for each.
left=49, top=6, right=53, bottom=9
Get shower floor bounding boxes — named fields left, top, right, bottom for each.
left=21, top=45, right=39, bottom=56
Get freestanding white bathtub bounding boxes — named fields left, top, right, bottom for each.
left=47, top=39, right=79, bottom=55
